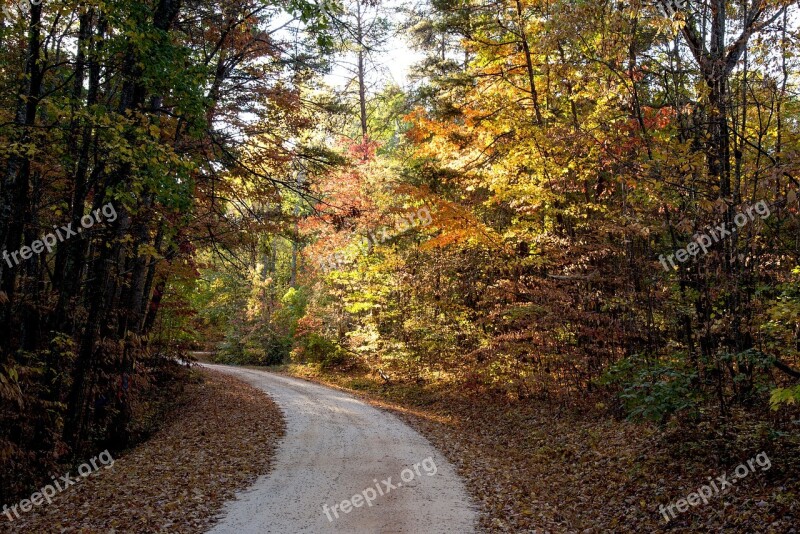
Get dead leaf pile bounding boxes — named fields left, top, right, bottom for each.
left=0, top=369, right=285, bottom=534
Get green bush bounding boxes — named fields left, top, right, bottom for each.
left=292, top=333, right=347, bottom=369
left=600, top=354, right=701, bottom=424
left=215, top=326, right=291, bottom=366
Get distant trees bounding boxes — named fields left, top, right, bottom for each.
left=281, top=0, right=800, bottom=425
left=325, top=0, right=392, bottom=140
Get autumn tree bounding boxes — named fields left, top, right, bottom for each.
left=0, top=0, right=333, bottom=498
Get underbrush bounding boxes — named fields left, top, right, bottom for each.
left=0, top=353, right=194, bottom=504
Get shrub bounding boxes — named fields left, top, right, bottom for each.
left=292, top=333, right=347, bottom=369
left=600, top=354, right=701, bottom=424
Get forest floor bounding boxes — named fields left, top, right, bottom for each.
left=281, top=364, right=800, bottom=533
left=0, top=369, right=284, bottom=534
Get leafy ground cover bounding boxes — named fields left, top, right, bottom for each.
left=0, top=369, right=284, bottom=534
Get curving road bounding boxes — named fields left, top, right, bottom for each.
left=202, top=364, right=477, bottom=534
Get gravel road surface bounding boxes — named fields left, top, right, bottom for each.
left=203, top=364, right=477, bottom=534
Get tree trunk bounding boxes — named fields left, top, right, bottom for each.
left=357, top=0, right=368, bottom=139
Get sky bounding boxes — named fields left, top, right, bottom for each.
left=322, top=0, right=423, bottom=90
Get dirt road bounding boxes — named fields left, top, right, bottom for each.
left=203, top=364, right=477, bottom=534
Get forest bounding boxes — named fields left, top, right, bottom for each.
left=1, top=0, right=799, bottom=531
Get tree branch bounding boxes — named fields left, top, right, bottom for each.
left=774, top=358, right=800, bottom=379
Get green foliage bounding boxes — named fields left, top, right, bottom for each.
left=771, top=385, right=800, bottom=410
left=214, top=285, right=308, bottom=366
left=292, top=333, right=347, bottom=369
left=217, top=325, right=293, bottom=366
left=600, top=355, right=701, bottom=423
left=196, top=237, right=311, bottom=366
